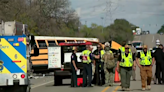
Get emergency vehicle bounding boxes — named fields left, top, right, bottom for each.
left=132, top=41, right=143, bottom=51
left=0, top=21, right=39, bottom=92
left=47, top=41, right=98, bottom=85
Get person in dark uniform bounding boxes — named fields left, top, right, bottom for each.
left=154, top=44, right=164, bottom=84
left=71, top=46, right=78, bottom=87
left=92, top=44, right=104, bottom=85
left=80, top=45, right=96, bottom=87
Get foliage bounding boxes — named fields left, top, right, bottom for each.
left=157, top=25, right=164, bottom=33
left=0, top=0, right=137, bottom=43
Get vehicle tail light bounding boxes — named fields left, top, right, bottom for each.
left=18, top=38, right=24, bottom=42
left=12, top=61, right=21, bottom=62
left=21, top=74, right=25, bottom=78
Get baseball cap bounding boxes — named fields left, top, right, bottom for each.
left=72, top=46, right=77, bottom=50
left=125, top=45, right=129, bottom=48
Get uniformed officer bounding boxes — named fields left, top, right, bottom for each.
left=116, top=45, right=136, bottom=91
left=81, top=45, right=95, bottom=87
left=71, top=46, right=78, bottom=87
left=136, top=45, right=155, bottom=91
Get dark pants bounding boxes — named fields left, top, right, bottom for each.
left=83, top=63, right=92, bottom=87
left=92, top=62, right=105, bottom=85
left=156, top=62, right=164, bottom=83
left=71, top=67, right=77, bottom=87
left=120, top=67, right=132, bottom=88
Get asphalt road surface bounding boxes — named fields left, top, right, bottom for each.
left=30, top=65, right=163, bottom=92
left=133, top=34, right=164, bottom=48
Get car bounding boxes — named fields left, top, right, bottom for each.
left=160, top=32, right=163, bottom=35
left=132, top=41, right=143, bottom=50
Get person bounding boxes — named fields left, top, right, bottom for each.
left=70, top=46, right=78, bottom=87
left=136, top=45, right=155, bottom=90
left=102, top=42, right=115, bottom=86
left=116, top=45, right=136, bottom=91
left=92, top=44, right=103, bottom=85
left=81, top=45, right=95, bottom=87
left=154, top=44, right=164, bottom=84
left=128, top=41, right=137, bottom=81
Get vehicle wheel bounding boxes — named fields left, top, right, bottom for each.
left=54, top=76, right=62, bottom=86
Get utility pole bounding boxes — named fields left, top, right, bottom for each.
left=101, top=17, right=104, bottom=33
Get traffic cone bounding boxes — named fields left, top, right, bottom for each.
left=114, top=68, right=120, bottom=83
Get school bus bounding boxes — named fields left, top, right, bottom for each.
left=30, top=36, right=99, bottom=73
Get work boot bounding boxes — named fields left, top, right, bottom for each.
left=122, top=87, right=126, bottom=91
left=142, top=88, right=146, bottom=91
left=147, top=85, right=151, bottom=90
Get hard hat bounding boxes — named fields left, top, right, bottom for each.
left=125, top=45, right=129, bottom=48
left=104, top=42, right=110, bottom=47
left=143, top=45, right=148, bottom=48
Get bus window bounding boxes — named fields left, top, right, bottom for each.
left=48, top=40, right=56, bottom=46
left=37, top=40, right=47, bottom=48
left=67, top=40, right=75, bottom=42
left=57, top=40, right=65, bottom=44
left=63, top=45, right=86, bottom=53
left=76, top=40, right=84, bottom=42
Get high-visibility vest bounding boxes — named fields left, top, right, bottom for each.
left=140, top=50, right=152, bottom=65
left=82, top=50, right=91, bottom=64
left=119, top=47, right=131, bottom=54
left=100, top=50, right=113, bottom=62
left=119, top=52, right=133, bottom=67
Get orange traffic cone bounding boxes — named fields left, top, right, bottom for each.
left=114, top=68, right=120, bottom=83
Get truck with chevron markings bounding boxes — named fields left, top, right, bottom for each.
left=0, top=21, right=39, bottom=92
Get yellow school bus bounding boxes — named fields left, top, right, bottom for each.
left=30, top=36, right=99, bottom=73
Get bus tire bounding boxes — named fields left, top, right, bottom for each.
left=54, top=76, right=62, bottom=86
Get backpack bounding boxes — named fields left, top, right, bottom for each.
left=102, top=51, right=115, bottom=69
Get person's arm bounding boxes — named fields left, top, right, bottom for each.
left=71, top=55, right=78, bottom=70
left=133, top=53, right=136, bottom=70
left=136, top=52, right=141, bottom=68
left=151, top=52, right=155, bottom=66
left=116, top=54, right=121, bottom=71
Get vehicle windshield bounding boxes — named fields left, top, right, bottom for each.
left=63, top=45, right=86, bottom=53
left=132, top=42, right=142, bottom=47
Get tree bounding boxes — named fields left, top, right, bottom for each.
left=157, top=25, right=164, bottom=33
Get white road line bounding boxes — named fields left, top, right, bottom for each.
left=139, top=36, right=141, bottom=41
left=152, top=35, right=154, bottom=42
left=31, top=80, right=54, bottom=89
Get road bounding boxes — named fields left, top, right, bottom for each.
left=133, top=34, right=164, bottom=48
left=30, top=65, right=163, bottom=92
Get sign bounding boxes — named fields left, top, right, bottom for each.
left=48, top=46, right=61, bottom=69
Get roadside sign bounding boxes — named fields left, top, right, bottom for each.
left=48, top=46, right=61, bottom=69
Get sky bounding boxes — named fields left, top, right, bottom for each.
left=69, top=0, right=164, bottom=33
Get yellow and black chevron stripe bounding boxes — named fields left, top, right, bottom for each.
left=0, top=35, right=27, bottom=73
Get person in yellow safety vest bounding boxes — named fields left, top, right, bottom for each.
left=80, top=45, right=97, bottom=87
left=136, top=45, right=155, bottom=91
left=116, top=45, right=136, bottom=91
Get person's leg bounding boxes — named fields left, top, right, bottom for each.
left=71, top=68, right=75, bottom=87
left=161, top=62, right=164, bottom=84
left=120, top=67, right=127, bottom=89
left=146, top=66, right=153, bottom=90
left=87, top=64, right=93, bottom=87
left=140, top=66, right=147, bottom=90
left=104, top=69, right=110, bottom=86
left=108, top=69, right=114, bottom=86
left=156, top=63, right=161, bottom=84
left=82, top=64, right=87, bottom=87
left=101, top=62, right=105, bottom=85
left=132, top=68, right=136, bottom=81
left=126, top=68, right=132, bottom=89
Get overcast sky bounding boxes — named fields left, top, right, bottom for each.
left=69, top=0, right=164, bottom=33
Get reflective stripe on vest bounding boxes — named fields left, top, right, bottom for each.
left=119, top=52, right=133, bottom=67
left=100, top=50, right=113, bottom=62
left=140, top=50, right=152, bottom=65
left=82, top=50, right=91, bottom=64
